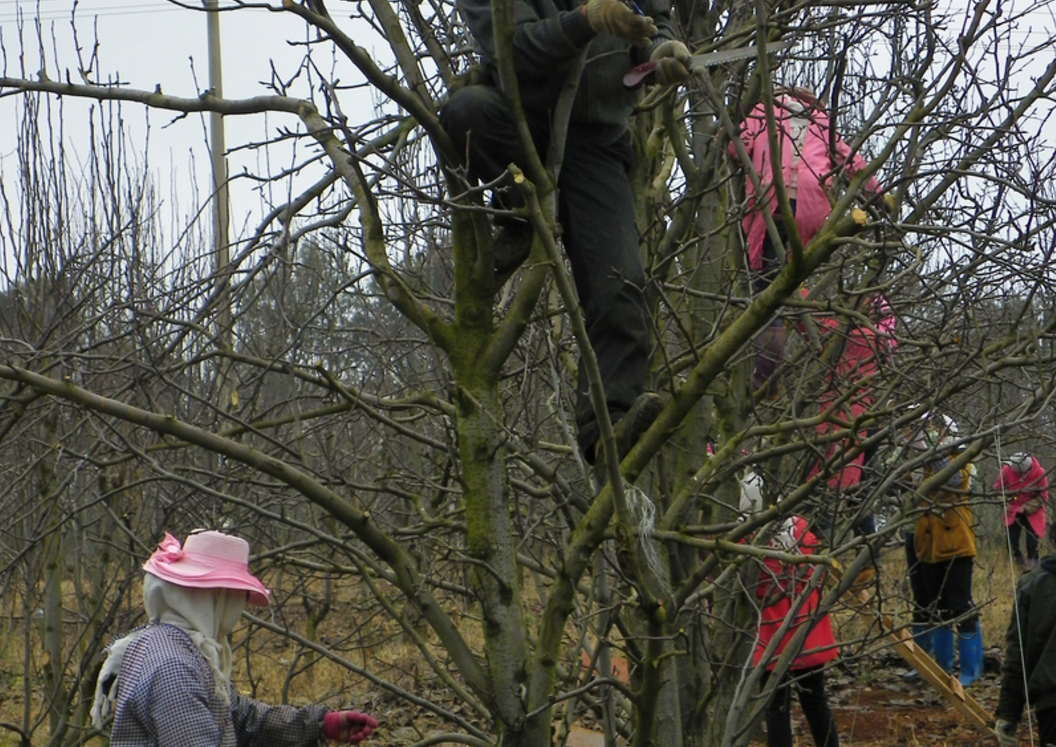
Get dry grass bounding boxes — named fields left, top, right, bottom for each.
left=0, top=540, right=1035, bottom=746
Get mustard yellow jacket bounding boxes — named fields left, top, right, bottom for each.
left=914, top=458, right=976, bottom=562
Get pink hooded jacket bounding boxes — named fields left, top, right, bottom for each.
left=798, top=295, right=897, bottom=490
left=732, top=93, right=884, bottom=271
left=995, top=458, right=1049, bottom=536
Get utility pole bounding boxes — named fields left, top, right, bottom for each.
left=205, top=0, right=235, bottom=411
left=206, top=0, right=230, bottom=334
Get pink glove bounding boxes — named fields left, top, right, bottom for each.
left=323, top=711, right=379, bottom=744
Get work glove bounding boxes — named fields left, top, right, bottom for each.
left=649, top=40, right=691, bottom=86
left=584, top=0, right=657, bottom=46
left=323, top=711, right=379, bottom=744
left=1023, top=496, right=1044, bottom=514
left=769, top=516, right=799, bottom=551
left=994, top=718, right=1017, bottom=747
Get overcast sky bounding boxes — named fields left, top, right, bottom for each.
left=1, top=0, right=1054, bottom=252
left=0, top=0, right=365, bottom=243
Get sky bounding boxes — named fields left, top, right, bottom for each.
left=0, top=0, right=364, bottom=245
left=1, top=0, right=1055, bottom=255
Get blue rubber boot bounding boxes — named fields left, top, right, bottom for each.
left=933, top=627, right=955, bottom=673
left=915, top=625, right=935, bottom=655
left=904, top=626, right=934, bottom=679
left=959, top=622, right=984, bottom=687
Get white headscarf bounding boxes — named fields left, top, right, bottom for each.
left=91, top=574, right=247, bottom=729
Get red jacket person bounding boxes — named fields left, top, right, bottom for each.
left=996, top=452, right=1049, bottom=570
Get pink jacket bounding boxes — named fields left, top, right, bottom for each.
left=732, top=96, right=884, bottom=271
left=995, top=459, right=1049, bottom=536
left=799, top=303, right=896, bottom=490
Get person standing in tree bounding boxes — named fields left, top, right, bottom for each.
left=440, top=0, right=692, bottom=464
left=996, top=452, right=1049, bottom=572
left=798, top=292, right=897, bottom=547
left=91, top=530, right=379, bottom=747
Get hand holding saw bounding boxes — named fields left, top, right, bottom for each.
left=623, top=40, right=793, bottom=90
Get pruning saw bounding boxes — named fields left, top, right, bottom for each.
left=623, top=41, right=793, bottom=90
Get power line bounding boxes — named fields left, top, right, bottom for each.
left=0, top=3, right=185, bottom=23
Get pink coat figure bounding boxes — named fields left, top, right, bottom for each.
left=800, top=295, right=897, bottom=490
left=995, top=456, right=1049, bottom=538
left=732, top=90, right=884, bottom=272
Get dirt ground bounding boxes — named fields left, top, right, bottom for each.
left=783, top=652, right=1005, bottom=747
left=560, top=658, right=1008, bottom=747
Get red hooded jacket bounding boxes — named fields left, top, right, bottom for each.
left=995, top=458, right=1049, bottom=537
left=732, top=94, right=884, bottom=272
left=752, top=517, right=838, bottom=671
left=801, top=304, right=896, bottom=490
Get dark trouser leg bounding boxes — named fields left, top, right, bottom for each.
left=852, top=512, right=876, bottom=538
left=904, top=534, right=929, bottom=626
left=442, top=87, right=649, bottom=457
left=1021, top=513, right=1041, bottom=561
left=559, top=131, right=649, bottom=457
left=750, top=221, right=790, bottom=394
left=763, top=671, right=794, bottom=747
left=1008, top=518, right=1025, bottom=565
left=920, top=557, right=977, bottom=634
left=750, top=207, right=792, bottom=296
left=795, top=667, right=840, bottom=747
left=1039, top=707, right=1056, bottom=747
left=439, top=85, right=549, bottom=209
left=752, top=326, right=787, bottom=395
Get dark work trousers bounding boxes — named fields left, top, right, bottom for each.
left=918, top=556, right=977, bottom=634
left=904, top=532, right=930, bottom=627
left=440, top=85, right=650, bottom=457
left=763, top=666, right=840, bottom=747
left=1008, top=511, right=1041, bottom=564
left=810, top=484, right=875, bottom=548
left=1040, top=707, right=1056, bottom=746
left=750, top=205, right=794, bottom=297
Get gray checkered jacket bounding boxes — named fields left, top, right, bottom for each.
left=110, top=624, right=328, bottom=747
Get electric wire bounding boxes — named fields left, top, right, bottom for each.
left=0, top=3, right=186, bottom=23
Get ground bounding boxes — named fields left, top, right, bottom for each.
left=555, top=649, right=1009, bottom=747
left=791, top=650, right=1004, bottom=747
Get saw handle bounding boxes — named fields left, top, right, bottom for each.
left=623, top=60, right=658, bottom=89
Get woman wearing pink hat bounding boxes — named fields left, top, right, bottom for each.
left=91, top=531, right=378, bottom=747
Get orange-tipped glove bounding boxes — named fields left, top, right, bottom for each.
left=649, top=40, right=691, bottom=85
left=323, top=711, right=379, bottom=745
left=584, top=0, right=657, bottom=46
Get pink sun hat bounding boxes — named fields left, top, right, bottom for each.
left=143, top=531, right=271, bottom=607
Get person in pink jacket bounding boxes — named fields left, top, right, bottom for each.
left=730, top=87, right=885, bottom=394
left=802, top=294, right=897, bottom=496
left=995, top=452, right=1049, bottom=571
